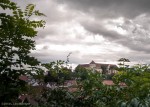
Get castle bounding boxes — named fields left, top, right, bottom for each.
left=77, top=60, right=117, bottom=74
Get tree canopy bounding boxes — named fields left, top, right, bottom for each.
left=0, top=0, right=45, bottom=103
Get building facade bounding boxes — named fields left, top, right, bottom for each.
left=78, top=61, right=117, bottom=74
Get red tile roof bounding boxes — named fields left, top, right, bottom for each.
left=19, top=75, right=28, bottom=81
left=19, top=94, right=38, bottom=106
left=102, top=80, right=126, bottom=86
left=103, top=80, right=114, bottom=85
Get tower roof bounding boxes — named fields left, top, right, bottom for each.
left=90, top=60, right=96, bottom=64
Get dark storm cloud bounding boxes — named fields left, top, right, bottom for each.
left=80, top=20, right=123, bottom=40
left=11, top=0, right=150, bottom=64
left=119, top=39, right=150, bottom=53
left=60, top=0, right=150, bottom=18
left=79, top=16, right=150, bottom=54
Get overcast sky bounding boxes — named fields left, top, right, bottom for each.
left=13, top=0, right=150, bottom=66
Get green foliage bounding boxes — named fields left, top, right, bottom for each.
left=75, top=72, right=106, bottom=107
left=0, top=0, right=45, bottom=103
left=75, top=65, right=87, bottom=73
left=36, top=62, right=150, bottom=107
left=104, top=73, right=115, bottom=80
left=101, top=65, right=108, bottom=74
left=113, top=64, right=150, bottom=106
left=42, top=60, right=73, bottom=84
left=38, top=71, right=106, bottom=107
left=39, top=88, right=75, bottom=107
left=0, top=0, right=17, bottom=10
left=74, top=65, right=89, bottom=80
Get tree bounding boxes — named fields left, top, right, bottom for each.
left=101, top=65, right=108, bottom=74
left=113, top=64, right=150, bottom=106
left=39, top=61, right=150, bottom=106
left=118, top=58, right=130, bottom=68
left=42, top=60, right=73, bottom=84
left=74, top=65, right=89, bottom=80
left=0, top=0, right=45, bottom=103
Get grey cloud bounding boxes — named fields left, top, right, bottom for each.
left=42, top=45, right=49, bottom=50
left=119, top=39, right=150, bottom=53
left=60, top=0, right=150, bottom=19
left=35, top=39, right=103, bottom=46
left=35, top=25, right=60, bottom=40
left=13, top=0, right=74, bottom=24
left=81, top=21, right=123, bottom=41
left=86, top=49, right=150, bottom=64
left=30, top=51, right=70, bottom=63
left=78, top=15, right=150, bottom=53
left=30, top=50, right=83, bottom=63
left=11, top=0, right=150, bottom=64
left=115, top=51, right=150, bottom=64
